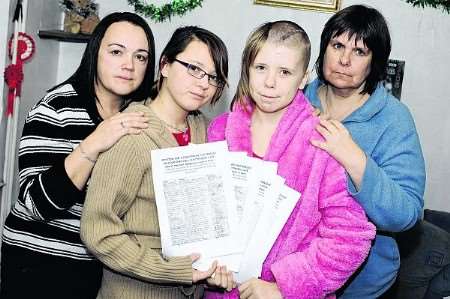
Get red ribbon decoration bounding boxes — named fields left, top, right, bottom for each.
left=3, top=32, right=35, bottom=116
left=4, top=63, right=24, bottom=115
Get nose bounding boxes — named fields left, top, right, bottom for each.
left=122, top=54, right=135, bottom=71
left=197, top=74, right=210, bottom=89
left=339, top=50, right=351, bottom=66
left=264, top=71, right=276, bottom=88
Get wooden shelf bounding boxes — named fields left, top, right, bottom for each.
left=38, top=30, right=90, bottom=43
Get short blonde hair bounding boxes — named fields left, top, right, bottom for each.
left=231, top=21, right=311, bottom=109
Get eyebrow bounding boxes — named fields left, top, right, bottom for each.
left=187, top=59, right=217, bottom=74
left=107, top=43, right=149, bottom=54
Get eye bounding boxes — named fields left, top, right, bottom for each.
left=331, top=42, right=343, bottom=50
left=254, top=64, right=266, bottom=72
left=209, top=74, right=221, bottom=85
left=110, top=49, right=122, bottom=56
left=354, top=48, right=368, bottom=56
left=188, top=64, right=204, bottom=75
left=135, top=53, right=148, bottom=62
left=280, top=69, right=291, bottom=77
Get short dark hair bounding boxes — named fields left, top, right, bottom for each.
left=315, top=5, right=391, bottom=94
left=58, top=12, right=155, bottom=104
left=153, top=26, right=228, bottom=105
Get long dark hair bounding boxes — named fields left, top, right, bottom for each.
left=55, top=12, right=155, bottom=104
left=152, top=26, right=228, bottom=105
left=315, top=5, right=391, bottom=94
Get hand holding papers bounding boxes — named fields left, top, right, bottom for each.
left=151, top=141, right=301, bottom=282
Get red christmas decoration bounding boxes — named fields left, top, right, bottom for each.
left=4, top=32, right=35, bottom=115
left=4, top=64, right=24, bottom=115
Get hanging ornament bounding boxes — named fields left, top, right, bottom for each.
left=4, top=32, right=36, bottom=115
left=8, top=32, right=35, bottom=62
left=127, top=0, right=204, bottom=22
left=404, top=0, right=450, bottom=13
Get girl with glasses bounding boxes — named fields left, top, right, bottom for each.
left=81, top=26, right=233, bottom=299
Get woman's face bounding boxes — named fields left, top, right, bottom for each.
left=160, top=40, right=218, bottom=112
left=323, top=32, right=372, bottom=93
left=249, top=41, right=308, bottom=115
left=96, top=21, right=149, bottom=102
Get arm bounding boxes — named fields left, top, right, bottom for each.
left=312, top=113, right=425, bottom=232
left=16, top=100, right=88, bottom=220
left=80, top=136, right=193, bottom=284
left=270, top=155, right=376, bottom=298
left=349, top=126, right=425, bottom=231
left=17, top=94, right=149, bottom=221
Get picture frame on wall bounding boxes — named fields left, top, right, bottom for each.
left=254, top=0, right=341, bottom=12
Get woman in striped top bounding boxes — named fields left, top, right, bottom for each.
left=0, top=12, right=155, bottom=299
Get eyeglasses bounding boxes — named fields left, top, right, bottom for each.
left=174, top=59, right=224, bottom=88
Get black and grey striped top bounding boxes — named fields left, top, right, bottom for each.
left=2, top=83, right=100, bottom=261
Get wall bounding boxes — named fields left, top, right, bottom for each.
left=30, top=0, right=450, bottom=212
left=0, top=0, right=61, bottom=211
left=0, top=0, right=13, bottom=215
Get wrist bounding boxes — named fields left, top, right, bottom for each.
left=78, top=141, right=99, bottom=164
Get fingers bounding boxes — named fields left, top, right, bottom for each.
left=188, top=253, right=201, bottom=263
left=113, top=112, right=149, bottom=132
left=310, top=139, right=327, bottom=151
left=238, top=280, right=251, bottom=298
left=206, top=265, right=236, bottom=291
left=216, top=266, right=234, bottom=291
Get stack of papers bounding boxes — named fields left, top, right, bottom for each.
left=151, top=141, right=300, bottom=282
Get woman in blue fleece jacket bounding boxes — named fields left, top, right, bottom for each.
left=305, top=5, right=426, bottom=298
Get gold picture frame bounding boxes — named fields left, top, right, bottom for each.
left=254, top=0, right=341, bottom=13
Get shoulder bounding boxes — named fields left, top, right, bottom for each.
left=124, top=100, right=149, bottom=113
left=374, top=89, right=417, bottom=131
left=207, top=112, right=229, bottom=142
left=26, top=83, right=92, bottom=125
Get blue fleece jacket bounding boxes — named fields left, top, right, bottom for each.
left=305, top=79, right=426, bottom=298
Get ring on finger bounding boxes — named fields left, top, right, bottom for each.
left=120, top=121, right=126, bottom=129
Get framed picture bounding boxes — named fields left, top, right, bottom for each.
left=254, top=0, right=341, bottom=12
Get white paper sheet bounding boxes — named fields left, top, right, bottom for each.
left=151, top=141, right=240, bottom=267
left=236, top=184, right=300, bottom=282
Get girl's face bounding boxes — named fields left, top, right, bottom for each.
left=249, top=41, right=308, bottom=116
left=160, top=40, right=218, bottom=113
left=323, top=32, right=372, bottom=93
left=96, top=21, right=149, bottom=102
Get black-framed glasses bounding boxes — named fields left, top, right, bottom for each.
left=174, top=59, right=224, bottom=88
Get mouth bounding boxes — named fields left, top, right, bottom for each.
left=260, top=94, right=278, bottom=101
left=334, top=71, right=351, bottom=77
left=116, top=76, right=133, bottom=81
left=190, top=91, right=207, bottom=100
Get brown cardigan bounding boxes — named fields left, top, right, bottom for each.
left=81, top=101, right=208, bottom=299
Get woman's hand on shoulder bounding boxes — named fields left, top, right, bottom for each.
left=84, top=111, right=149, bottom=156
left=310, top=118, right=367, bottom=189
left=239, top=278, right=282, bottom=299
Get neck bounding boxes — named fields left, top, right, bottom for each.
left=252, top=105, right=287, bottom=128
left=95, top=86, right=123, bottom=119
left=96, top=96, right=123, bottom=119
left=320, top=85, right=369, bottom=121
left=149, top=92, right=189, bottom=131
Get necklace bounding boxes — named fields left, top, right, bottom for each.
left=147, top=102, right=189, bottom=133
left=162, top=119, right=189, bottom=133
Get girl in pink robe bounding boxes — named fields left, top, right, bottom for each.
left=206, top=21, right=375, bottom=299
